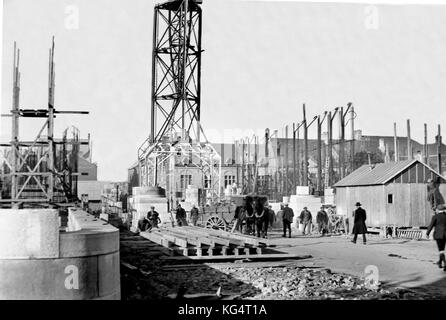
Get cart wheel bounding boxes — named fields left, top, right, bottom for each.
left=205, top=216, right=227, bottom=231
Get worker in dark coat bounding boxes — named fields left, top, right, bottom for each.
left=427, top=204, right=446, bottom=270
left=190, top=204, right=200, bottom=226
left=232, top=205, right=246, bottom=233
left=149, top=210, right=161, bottom=229
left=282, top=203, right=294, bottom=238
left=267, top=205, right=276, bottom=231
left=316, top=206, right=329, bottom=236
left=428, top=178, right=445, bottom=213
left=351, top=202, right=367, bottom=244
left=299, top=207, right=312, bottom=235
left=175, top=204, right=187, bottom=227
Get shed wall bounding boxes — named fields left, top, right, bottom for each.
left=335, top=185, right=386, bottom=227
left=336, top=183, right=446, bottom=228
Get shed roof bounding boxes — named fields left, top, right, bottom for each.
left=334, top=159, right=444, bottom=187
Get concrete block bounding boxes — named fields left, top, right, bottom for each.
left=324, top=195, right=335, bottom=205
left=98, top=252, right=121, bottom=298
left=60, top=230, right=119, bottom=258
left=132, top=186, right=165, bottom=197
left=0, top=209, right=59, bottom=259
left=0, top=256, right=98, bottom=300
left=296, top=186, right=310, bottom=195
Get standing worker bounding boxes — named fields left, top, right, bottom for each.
left=282, top=203, right=294, bottom=238
left=299, top=207, right=312, bottom=235
left=426, top=204, right=446, bottom=270
left=428, top=178, right=445, bottom=214
left=351, top=202, right=367, bottom=244
left=267, top=205, right=276, bottom=232
left=231, top=205, right=246, bottom=233
left=190, top=204, right=200, bottom=226
left=175, top=204, right=187, bottom=227
left=316, top=206, right=329, bottom=236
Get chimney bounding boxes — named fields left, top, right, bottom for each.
left=416, top=151, right=422, bottom=162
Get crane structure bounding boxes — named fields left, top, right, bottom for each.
left=0, top=38, right=89, bottom=208
left=138, top=0, right=221, bottom=208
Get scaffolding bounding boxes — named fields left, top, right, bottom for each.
left=0, top=38, right=89, bottom=208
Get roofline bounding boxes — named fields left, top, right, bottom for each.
left=381, top=159, right=418, bottom=184
left=334, top=159, right=446, bottom=187
left=419, top=160, right=446, bottom=181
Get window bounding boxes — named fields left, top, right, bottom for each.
left=204, top=175, right=211, bottom=188
left=180, top=174, right=192, bottom=189
left=388, top=194, right=393, bottom=204
left=224, top=175, right=236, bottom=188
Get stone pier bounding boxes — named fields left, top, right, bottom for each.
left=0, top=208, right=120, bottom=300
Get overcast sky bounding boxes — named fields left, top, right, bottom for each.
left=1, top=0, right=446, bottom=181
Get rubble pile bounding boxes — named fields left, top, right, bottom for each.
left=215, top=266, right=431, bottom=300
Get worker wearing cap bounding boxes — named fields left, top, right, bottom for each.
left=282, top=203, right=294, bottom=238
left=427, top=204, right=446, bottom=270
left=190, top=204, right=199, bottom=226
left=148, top=206, right=161, bottom=229
left=316, top=206, right=329, bottom=236
left=299, top=206, right=313, bottom=236
left=175, top=204, right=187, bottom=227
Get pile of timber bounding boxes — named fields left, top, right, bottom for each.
left=140, top=226, right=274, bottom=259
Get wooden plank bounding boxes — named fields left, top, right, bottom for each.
left=160, top=253, right=313, bottom=262
left=156, top=229, right=204, bottom=248
left=203, top=227, right=269, bottom=246
left=139, top=232, right=175, bottom=255
left=210, top=229, right=266, bottom=246
left=151, top=230, right=190, bottom=248
left=168, top=227, right=232, bottom=246
left=181, top=226, right=249, bottom=247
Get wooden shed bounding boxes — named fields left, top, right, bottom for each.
left=334, top=160, right=446, bottom=228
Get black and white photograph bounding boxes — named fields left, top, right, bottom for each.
left=1, top=0, right=446, bottom=309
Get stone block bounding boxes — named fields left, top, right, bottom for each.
left=98, top=252, right=121, bottom=298
left=0, top=256, right=98, bottom=300
left=0, top=209, right=59, bottom=259
left=295, top=186, right=310, bottom=195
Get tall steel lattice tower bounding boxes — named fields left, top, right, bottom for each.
left=138, top=0, right=221, bottom=206
left=150, top=0, right=202, bottom=143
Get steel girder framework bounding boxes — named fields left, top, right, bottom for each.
left=0, top=39, right=88, bottom=208
left=138, top=0, right=222, bottom=204
left=140, top=140, right=221, bottom=206
left=150, top=0, right=202, bottom=144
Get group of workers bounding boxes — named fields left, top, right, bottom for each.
left=134, top=199, right=365, bottom=243
left=232, top=197, right=338, bottom=239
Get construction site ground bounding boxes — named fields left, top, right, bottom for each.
left=120, top=228, right=446, bottom=300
